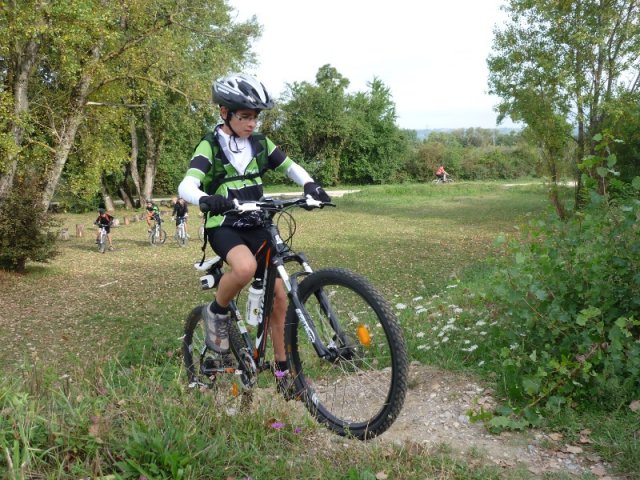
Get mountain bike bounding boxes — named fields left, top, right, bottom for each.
left=149, top=215, right=167, bottom=246
left=175, top=216, right=188, bottom=247
left=182, top=197, right=408, bottom=439
left=432, top=175, right=455, bottom=184
left=96, top=225, right=108, bottom=253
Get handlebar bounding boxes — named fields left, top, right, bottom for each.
left=199, top=196, right=335, bottom=214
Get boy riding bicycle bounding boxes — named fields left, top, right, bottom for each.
left=172, top=196, right=189, bottom=238
left=94, top=208, right=114, bottom=250
left=435, top=164, right=450, bottom=183
left=145, top=199, right=161, bottom=232
left=178, top=73, right=330, bottom=390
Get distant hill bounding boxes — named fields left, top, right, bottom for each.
left=413, top=127, right=521, bottom=140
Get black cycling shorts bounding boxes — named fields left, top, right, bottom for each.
left=98, top=225, right=111, bottom=234
left=208, top=226, right=270, bottom=265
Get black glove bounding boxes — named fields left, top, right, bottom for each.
left=199, top=195, right=235, bottom=215
left=303, top=182, right=331, bottom=202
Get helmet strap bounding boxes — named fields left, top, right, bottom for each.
left=221, top=109, right=245, bottom=152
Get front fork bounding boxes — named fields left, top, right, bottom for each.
left=277, top=257, right=344, bottom=362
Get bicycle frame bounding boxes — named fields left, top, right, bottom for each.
left=200, top=198, right=347, bottom=375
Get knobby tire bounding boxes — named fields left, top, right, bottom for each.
left=285, top=268, right=408, bottom=440
left=98, top=232, right=106, bottom=254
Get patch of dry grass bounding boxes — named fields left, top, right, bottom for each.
left=0, top=183, right=550, bottom=375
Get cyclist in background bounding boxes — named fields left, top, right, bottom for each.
left=94, top=208, right=114, bottom=251
left=178, top=73, right=330, bottom=391
left=172, top=196, right=189, bottom=238
left=435, top=164, right=450, bottom=183
left=145, top=199, right=161, bottom=232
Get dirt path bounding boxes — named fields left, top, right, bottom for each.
left=374, top=363, right=617, bottom=478
left=279, top=363, right=618, bottom=479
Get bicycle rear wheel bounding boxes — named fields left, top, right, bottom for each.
left=285, top=268, right=408, bottom=439
left=182, top=305, right=253, bottom=412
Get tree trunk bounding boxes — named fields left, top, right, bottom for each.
left=118, top=186, right=134, bottom=209
left=0, top=36, right=41, bottom=206
left=128, top=113, right=144, bottom=205
left=41, top=45, right=101, bottom=213
left=100, top=179, right=115, bottom=212
left=142, top=108, right=157, bottom=201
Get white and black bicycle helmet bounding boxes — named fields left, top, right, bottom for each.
left=212, top=73, right=274, bottom=112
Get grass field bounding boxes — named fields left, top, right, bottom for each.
left=10, top=181, right=635, bottom=479
left=0, top=182, right=551, bottom=373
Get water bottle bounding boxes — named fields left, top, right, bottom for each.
left=245, top=279, right=264, bottom=326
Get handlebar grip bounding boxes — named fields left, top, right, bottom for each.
left=199, top=203, right=210, bottom=213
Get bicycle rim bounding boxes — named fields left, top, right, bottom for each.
left=182, top=305, right=252, bottom=413
left=99, top=234, right=106, bottom=253
left=286, top=268, right=408, bottom=439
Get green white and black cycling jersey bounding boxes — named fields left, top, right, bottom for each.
left=178, top=125, right=313, bottom=229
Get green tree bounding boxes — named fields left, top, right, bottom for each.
left=263, top=65, right=410, bottom=185
left=0, top=0, right=259, bottom=212
left=0, top=177, right=59, bottom=272
left=488, top=0, right=640, bottom=209
left=342, top=78, right=409, bottom=184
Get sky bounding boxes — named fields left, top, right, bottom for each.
left=226, top=0, right=518, bottom=130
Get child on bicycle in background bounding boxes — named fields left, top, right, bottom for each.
left=178, top=73, right=330, bottom=393
left=145, top=199, right=161, bottom=232
left=94, top=208, right=114, bottom=250
left=435, top=165, right=449, bottom=183
left=172, top=196, right=189, bottom=238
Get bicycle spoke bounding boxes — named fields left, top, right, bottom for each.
left=287, top=268, right=407, bottom=439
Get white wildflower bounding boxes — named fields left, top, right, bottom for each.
left=464, top=340, right=471, bottom=344
left=441, top=336, right=450, bottom=343
left=446, top=284, right=458, bottom=289
left=447, top=317, right=456, bottom=324
left=453, top=307, right=463, bottom=314
left=431, top=294, right=440, bottom=299
left=509, top=343, right=518, bottom=350
left=475, top=320, right=487, bottom=327
left=412, top=296, right=423, bottom=302
left=478, top=360, right=485, bottom=367
left=416, top=332, right=425, bottom=338
left=461, top=344, right=478, bottom=352
left=416, top=345, right=431, bottom=351
left=479, top=331, right=487, bottom=336
left=415, top=307, right=428, bottom=314
left=395, top=303, right=407, bottom=310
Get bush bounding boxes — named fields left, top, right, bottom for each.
left=0, top=179, right=59, bottom=272
left=484, top=181, right=640, bottom=410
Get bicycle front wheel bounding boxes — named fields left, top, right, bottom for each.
left=177, top=226, right=188, bottom=247
left=285, top=268, right=408, bottom=440
left=150, top=228, right=167, bottom=245
left=98, top=233, right=106, bottom=253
